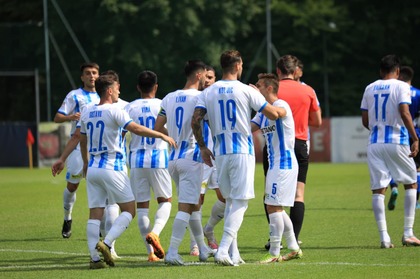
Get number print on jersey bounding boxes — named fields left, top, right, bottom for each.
left=218, top=99, right=237, bottom=130
left=138, top=116, right=156, bottom=145
left=374, top=93, right=389, bottom=121
left=175, top=107, right=184, bottom=135
left=271, top=183, right=277, bottom=195
left=87, top=121, right=108, bottom=152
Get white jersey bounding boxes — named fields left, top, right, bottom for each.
left=159, top=89, right=202, bottom=162
left=80, top=103, right=132, bottom=170
left=57, top=88, right=100, bottom=135
left=126, top=98, right=169, bottom=168
left=361, top=79, right=412, bottom=145
left=195, top=80, right=268, bottom=156
left=251, top=99, right=297, bottom=170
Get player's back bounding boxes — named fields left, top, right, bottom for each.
left=161, top=89, right=201, bottom=161
left=361, top=78, right=411, bottom=145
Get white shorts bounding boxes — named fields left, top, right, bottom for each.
left=265, top=168, right=298, bottom=207
left=215, top=154, right=255, bottom=200
left=130, top=168, right=172, bottom=202
left=86, top=167, right=134, bottom=208
left=367, top=144, right=417, bottom=190
left=169, top=159, right=203, bottom=204
left=201, top=164, right=218, bottom=194
left=65, top=149, right=83, bottom=184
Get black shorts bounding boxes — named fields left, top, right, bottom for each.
left=262, top=138, right=309, bottom=183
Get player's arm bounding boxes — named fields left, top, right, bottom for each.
left=361, top=110, right=369, bottom=130
left=400, top=103, right=419, bottom=157
left=126, top=121, right=176, bottom=148
left=154, top=115, right=168, bottom=135
left=309, top=109, right=322, bottom=127
left=80, top=133, right=88, bottom=177
left=251, top=122, right=260, bottom=133
left=192, top=107, right=214, bottom=167
left=51, top=128, right=81, bottom=176
left=54, top=112, right=81, bottom=123
left=261, top=104, right=286, bottom=120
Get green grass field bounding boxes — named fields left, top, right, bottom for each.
left=0, top=163, right=419, bottom=278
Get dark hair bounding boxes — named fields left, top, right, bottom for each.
left=276, top=55, right=298, bottom=75
left=296, top=59, right=304, bottom=70
left=184, top=60, right=206, bottom=78
left=258, top=73, right=279, bottom=93
left=137, top=70, right=158, bottom=93
left=220, top=50, right=242, bottom=73
left=101, top=70, right=119, bottom=82
left=205, top=65, right=216, bottom=73
left=80, top=62, right=99, bottom=73
left=95, top=74, right=116, bottom=97
left=399, top=66, right=414, bottom=82
left=380, top=55, right=400, bottom=77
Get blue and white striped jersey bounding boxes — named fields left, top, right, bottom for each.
left=126, top=98, right=169, bottom=168
left=195, top=80, right=268, bottom=156
left=57, top=88, right=100, bottom=136
left=80, top=103, right=132, bottom=170
left=251, top=99, right=297, bottom=170
left=361, top=79, right=412, bottom=145
left=159, top=89, right=202, bottom=162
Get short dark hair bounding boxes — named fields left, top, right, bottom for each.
left=220, top=50, right=242, bottom=73
left=258, top=73, right=279, bottom=93
left=184, top=60, right=206, bottom=78
left=137, top=70, right=158, bottom=93
left=95, top=74, right=116, bottom=97
left=276, top=55, right=298, bottom=75
left=380, top=54, right=400, bottom=77
left=80, top=62, right=99, bottom=73
left=101, top=70, right=119, bottom=82
left=399, top=66, right=414, bottom=83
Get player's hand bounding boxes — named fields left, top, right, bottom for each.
left=70, top=112, right=81, bottom=121
left=409, top=140, right=419, bottom=158
left=200, top=147, right=215, bottom=167
left=51, top=160, right=64, bottom=176
left=162, top=135, right=177, bottom=148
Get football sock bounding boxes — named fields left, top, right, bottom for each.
left=219, top=199, right=247, bottom=255
left=404, top=189, right=416, bottom=237
left=153, top=201, right=171, bottom=236
left=137, top=208, right=152, bottom=254
left=206, top=199, right=225, bottom=229
left=63, top=188, right=76, bottom=220
left=269, top=212, right=283, bottom=256
left=87, top=219, right=101, bottom=261
left=372, top=194, right=390, bottom=243
left=290, top=201, right=304, bottom=242
left=189, top=211, right=207, bottom=251
left=168, top=211, right=190, bottom=255
left=104, top=211, right=132, bottom=247
left=282, top=211, right=299, bottom=251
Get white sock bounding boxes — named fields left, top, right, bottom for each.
left=282, top=211, right=299, bottom=251
left=168, top=211, right=190, bottom=255
left=105, top=204, right=120, bottom=251
left=137, top=208, right=152, bottom=254
left=104, top=211, right=133, bottom=247
left=269, top=212, right=283, bottom=256
left=87, top=219, right=101, bottom=261
left=63, top=188, right=76, bottom=220
left=404, top=189, right=417, bottom=237
left=219, top=199, right=247, bottom=255
left=190, top=211, right=207, bottom=252
left=372, top=194, right=390, bottom=242
left=206, top=200, right=225, bottom=230
left=152, top=202, right=172, bottom=236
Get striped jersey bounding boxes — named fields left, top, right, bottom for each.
left=125, top=98, right=169, bottom=168
left=57, top=88, right=100, bottom=136
left=360, top=78, right=412, bottom=145
left=80, top=103, right=132, bottom=170
left=251, top=99, right=297, bottom=170
left=159, top=89, right=202, bottom=162
left=195, top=80, right=268, bottom=156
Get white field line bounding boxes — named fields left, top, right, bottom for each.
left=1, top=248, right=420, bottom=269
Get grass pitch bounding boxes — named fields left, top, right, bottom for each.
left=0, top=163, right=419, bottom=278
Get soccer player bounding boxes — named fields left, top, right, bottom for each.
left=79, top=73, right=176, bottom=268
left=251, top=73, right=302, bottom=263
left=387, top=66, right=420, bottom=211
left=276, top=55, right=322, bottom=244
left=125, top=70, right=172, bottom=262
left=361, top=54, right=420, bottom=248
left=53, top=62, right=100, bottom=239
left=192, top=50, right=286, bottom=266
left=154, top=60, right=215, bottom=265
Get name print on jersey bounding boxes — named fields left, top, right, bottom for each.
left=218, top=87, right=233, bottom=94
